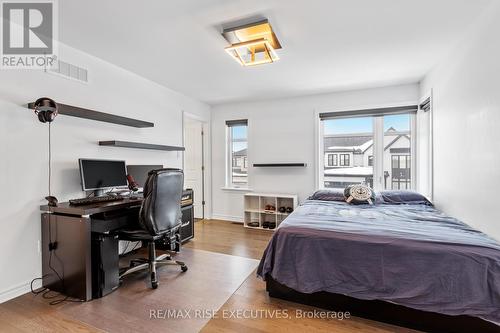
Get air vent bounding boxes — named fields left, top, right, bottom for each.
left=49, top=59, right=88, bottom=83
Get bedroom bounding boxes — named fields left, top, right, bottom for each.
left=0, top=0, right=499, bottom=332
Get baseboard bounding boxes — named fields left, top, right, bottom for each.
left=211, top=214, right=244, bottom=223
left=0, top=279, right=41, bottom=304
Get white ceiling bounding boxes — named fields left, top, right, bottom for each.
left=59, top=0, right=492, bottom=105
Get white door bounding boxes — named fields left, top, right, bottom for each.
left=184, top=117, right=204, bottom=219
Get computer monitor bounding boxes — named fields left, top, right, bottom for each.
left=79, top=159, right=128, bottom=195
left=127, top=165, right=163, bottom=189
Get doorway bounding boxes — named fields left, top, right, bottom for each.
left=183, top=115, right=206, bottom=219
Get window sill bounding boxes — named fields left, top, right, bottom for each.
left=221, top=187, right=252, bottom=192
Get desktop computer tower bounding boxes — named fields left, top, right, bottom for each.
left=91, top=233, right=119, bottom=298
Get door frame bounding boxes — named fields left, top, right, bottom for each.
left=182, top=112, right=210, bottom=220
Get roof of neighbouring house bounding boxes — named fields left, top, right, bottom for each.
left=233, top=148, right=247, bottom=156
left=325, top=130, right=410, bottom=153
left=324, top=166, right=373, bottom=176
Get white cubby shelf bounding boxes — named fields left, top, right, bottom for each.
left=243, top=193, right=298, bottom=231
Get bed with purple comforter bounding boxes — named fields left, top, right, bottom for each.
left=257, top=199, right=500, bottom=324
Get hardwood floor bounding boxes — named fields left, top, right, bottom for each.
left=183, top=219, right=272, bottom=260
left=0, top=219, right=420, bottom=333
left=190, top=220, right=420, bottom=333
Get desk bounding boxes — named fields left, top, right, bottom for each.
left=40, top=191, right=194, bottom=301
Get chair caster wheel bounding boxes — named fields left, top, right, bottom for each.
left=181, top=265, right=188, bottom=272
left=151, top=272, right=158, bottom=289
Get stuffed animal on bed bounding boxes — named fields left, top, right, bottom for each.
left=344, top=184, right=375, bottom=205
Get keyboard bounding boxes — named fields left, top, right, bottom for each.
left=69, top=195, right=124, bottom=206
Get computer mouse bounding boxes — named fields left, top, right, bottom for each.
left=45, top=196, right=58, bottom=207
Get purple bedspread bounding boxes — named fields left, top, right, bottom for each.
left=257, top=200, right=500, bottom=324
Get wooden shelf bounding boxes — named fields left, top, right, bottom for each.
left=253, top=163, right=307, bottom=167
left=99, top=140, right=185, bottom=151
left=27, top=102, right=154, bottom=128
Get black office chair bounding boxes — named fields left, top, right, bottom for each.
left=117, top=168, right=187, bottom=289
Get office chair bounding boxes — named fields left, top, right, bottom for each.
left=117, top=168, right=188, bottom=289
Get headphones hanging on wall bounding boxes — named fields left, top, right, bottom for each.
left=34, top=97, right=58, bottom=123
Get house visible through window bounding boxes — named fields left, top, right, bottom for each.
left=226, top=119, right=248, bottom=188
left=319, top=107, right=416, bottom=190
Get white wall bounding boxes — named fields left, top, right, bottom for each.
left=0, top=43, right=210, bottom=302
left=211, top=84, right=419, bottom=222
left=420, top=2, right=500, bottom=241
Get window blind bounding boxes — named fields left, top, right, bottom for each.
left=419, top=98, right=431, bottom=112
left=225, top=119, right=248, bottom=127
left=319, top=105, right=418, bottom=120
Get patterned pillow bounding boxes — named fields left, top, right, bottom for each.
left=344, top=184, right=375, bottom=205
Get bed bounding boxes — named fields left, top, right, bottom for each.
left=257, top=192, right=500, bottom=332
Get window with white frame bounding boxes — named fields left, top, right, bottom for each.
left=226, top=119, right=248, bottom=188
left=319, top=106, right=417, bottom=191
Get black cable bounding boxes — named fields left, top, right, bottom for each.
left=29, top=124, right=84, bottom=305
left=48, top=122, right=51, bottom=196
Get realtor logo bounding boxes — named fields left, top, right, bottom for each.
left=1, top=0, right=58, bottom=69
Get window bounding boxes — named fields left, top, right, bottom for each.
left=319, top=106, right=417, bottom=190
left=326, top=153, right=338, bottom=167
left=339, top=154, right=350, bottom=166
left=226, top=119, right=248, bottom=188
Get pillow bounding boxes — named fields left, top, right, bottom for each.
left=308, top=189, right=346, bottom=202
left=378, top=190, right=433, bottom=206
left=344, top=184, right=375, bottom=205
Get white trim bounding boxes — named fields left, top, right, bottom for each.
left=410, top=112, right=417, bottom=190
left=418, top=90, right=434, bottom=200
left=211, top=214, right=244, bottom=223
left=373, top=116, right=384, bottom=190
left=314, top=109, right=322, bottom=189
left=0, top=279, right=41, bottom=304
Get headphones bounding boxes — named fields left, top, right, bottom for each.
left=34, top=97, right=58, bottom=123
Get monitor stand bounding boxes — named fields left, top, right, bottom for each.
left=91, top=189, right=107, bottom=197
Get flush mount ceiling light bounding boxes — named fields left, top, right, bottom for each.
left=222, top=19, right=281, bottom=67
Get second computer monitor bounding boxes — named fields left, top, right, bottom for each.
left=127, top=165, right=163, bottom=188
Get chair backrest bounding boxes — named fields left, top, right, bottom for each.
left=139, top=168, right=184, bottom=236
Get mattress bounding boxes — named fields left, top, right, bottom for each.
left=257, top=200, right=500, bottom=324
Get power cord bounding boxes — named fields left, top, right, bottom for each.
left=29, top=125, right=84, bottom=305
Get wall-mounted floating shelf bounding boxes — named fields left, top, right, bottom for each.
left=27, top=102, right=154, bottom=128
left=99, top=140, right=185, bottom=151
left=253, top=163, right=307, bottom=167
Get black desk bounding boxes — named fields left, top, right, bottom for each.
left=40, top=192, right=194, bottom=301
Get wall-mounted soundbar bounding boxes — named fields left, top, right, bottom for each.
left=253, top=163, right=307, bottom=167
left=27, top=102, right=154, bottom=128
left=99, top=140, right=185, bottom=151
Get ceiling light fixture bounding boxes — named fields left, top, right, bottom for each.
left=222, top=19, right=281, bottom=67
